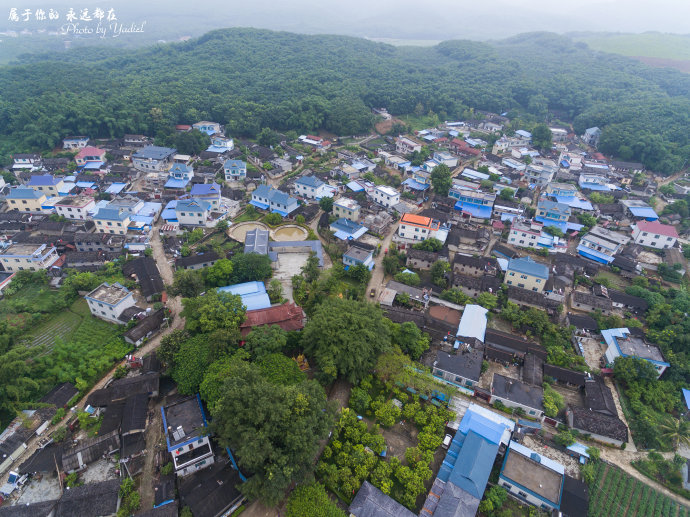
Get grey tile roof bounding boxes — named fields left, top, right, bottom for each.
left=349, top=481, right=416, bottom=517
left=492, top=373, right=543, bottom=410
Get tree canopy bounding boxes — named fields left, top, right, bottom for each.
left=181, top=290, right=246, bottom=334
left=1, top=29, right=688, bottom=173
left=301, top=298, right=392, bottom=384
left=210, top=360, right=332, bottom=506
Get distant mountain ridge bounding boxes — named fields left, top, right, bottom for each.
left=0, top=28, right=688, bottom=173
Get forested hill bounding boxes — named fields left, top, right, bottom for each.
left=1, top=28, right=689, bottom=173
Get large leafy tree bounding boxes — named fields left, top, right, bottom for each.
left=230, top=253, right=273, bottom=283
left=430, top=163, right=452, bottom=195
left=211, top=361, right=333, bottom=506
left=301, top=298, right=391, bottom=384
left=244, top=325, right=288, bottom=360
left=181, top=290, right=246, bottom=334
left=286, top=483, right=346, bottom=517
left=204, top=258, right=234, bottom=287
left=173, top=334, right=235, bottom=394
left=170, top=269, right=204, bottom=298
left=531, top=123, right=552, bottom=150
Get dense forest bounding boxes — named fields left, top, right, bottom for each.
left=0, top=29, right=689, bottom=173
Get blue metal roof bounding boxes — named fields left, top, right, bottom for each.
left=454, top=201, right=492, bottom=219
left=218, top=281, right=266, bottom=297
left=628, top=206, right=659, bottom=220
left=577, top=244, right=614, bottom=264
left=448, top=431, right=499, bottom=499
left=170, top=163, right=193, bottom=174
left=346, top=181, right=365, bottom=192
left=28, top=174, right=61, bottom=187
left=296, top=175, right=324, bottom=188
left=7, top=187, right=43, bottom=199
left=190, top=182, right=220, bottom=197
left=224, top=159, right=246, bottom=168
left=507, top=256, right=549, bottom=279
left=458, top=410, right=505, bottom=445
left=133, top=146, right=176, bottom=160
left=82, top=161, right=104, bottom=169
left=402, top=178, right=430, bottom=191
left=105, top=183, right=127, bottom=194
left=176, top=199, right=211, bottom=212
left=249, top=199, right=270, bottom=210
left=554, top=196, right=593, bottom=211
left=164, top=178, right=189, bottom=189
left=94, top=207, right=129, bottom=221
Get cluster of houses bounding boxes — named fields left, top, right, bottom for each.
left=0, top=109, right=687, bottom=516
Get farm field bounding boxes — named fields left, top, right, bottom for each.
left=589, top=461, right=689, bottom=517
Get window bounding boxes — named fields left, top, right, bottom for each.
left=502, top=483, right=512, bottom=490
left=518, top=491, right=527, bottom=498
left=532, top=287, right=538, bottom=292
left=536, top=279, right=541, bottom=283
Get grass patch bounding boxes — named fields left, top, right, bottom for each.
left=233, top=210, right=261, bottom=223
left=595, top=270, right=631, bottom=290
left=399, top=113, right=441, bottom=132
left=21, top=309, right=82, bottom=348
left=575, top=33, right=690, bottom=60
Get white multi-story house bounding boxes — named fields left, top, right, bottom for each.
left=508, top=220, right=543, bottom=249
left=631, top=220, right=678, bottom=249
left=131, top=146, right=177, bottom=172
left=333, top=198, right=361, bottom=221
left=54, top=196, right=96, bottom=220
left=294, top=175, right=329, bottom=200
left=395, top=136, right=422, bottom=155
left=224, top=159, right=246, bottom=181
left=162, top=396, right=215, bottom=477
left=0, top=243, right=59, bottom=272
left=370, top=185, right=400, bottom=209
left=175, top=199, right=211, bottom=227
left=397, top=213, right=441, bottom=243
left=85, top=282, right=136, bottom=324
left=192, top=121, right=222, bottom=134
left=602, top=328, right=669, bottom=378
left=62, top=136, right=89, bottom=149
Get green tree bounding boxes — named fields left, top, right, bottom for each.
left=301, top=298, right=391, bottom=384
left=258, top=127, right=280, bottom=147
left=531, top=123, right=553, bottom=150
left=430, top=260, right=450, bottom=287
left=211, top=361, right=332, bottom=506
left=231, top=253, right=273, bottom=283
left=659, top=416, right=690, bottom=450
left=319, top=196, right=334, bottom=213
left=382, top=256, right=401, bottom=276
left=267, top=279, right=284, bottom=303
left=171, top=269, right=205, bottom=298
left=476, top=292, right=498, bottom=310
left=394, top=271, right=420, bottom=286
left=173, top=334, right=235, bottom=394
left=182, top=290, right=246, bottom=334
left=158, top=330, right=190, bottom=368
left=286, top=483, right=346, bottom=517
left=412, top=238, right=443, bottom=252
left=499, top=187, right=515, bottom=201
left=301, top=252, right=321, bottom=283
left=430, top=163, right=452, bottom=195
left=216, top=219, right=229, bottom=231
left=204, top=258, right=235, bottom=287
left=256, top=353, right=306, bottom=385
left=244, top=325, right=288, bottom=359
left=392, top=321, right=430, bottom=360
left=478, top=485, right=508, bottom=515
left=555, top=429, right=576, bottom=447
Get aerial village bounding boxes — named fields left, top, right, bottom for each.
left=0, top=113, right=688, bottom=517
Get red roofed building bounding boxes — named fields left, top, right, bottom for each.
left=176, top=124, right=192, bottom=132
left=75, top=146, right=106, bottom=166
left=450, top=138, right=481, bottom=157
left=240, top=302, right=306, bottom=337
left=631, top=220, right=679, bottom=249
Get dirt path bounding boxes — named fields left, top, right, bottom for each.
left=366, top=223, right=397, bottom=296
left=139, top=401, right=164, bottom=509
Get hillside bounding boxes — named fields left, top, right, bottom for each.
left=0, top=28, right=689, bottom=173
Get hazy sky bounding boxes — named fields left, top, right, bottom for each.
left=1, top=0, right=689, bottom=39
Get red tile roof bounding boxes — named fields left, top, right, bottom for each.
left=240, top=302, right=306, bottom=336
left=75, top=146, right=105, bottom=159
left=635, top=220, right=679, bottom=238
